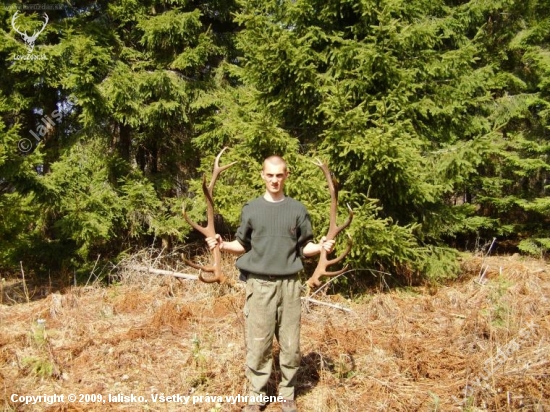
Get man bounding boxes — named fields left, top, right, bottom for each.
left=206, top=155, right=334, bottom=412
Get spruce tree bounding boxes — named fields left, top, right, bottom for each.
left=0, top=0, right=240, bottom=277
left=197, top=0, right=550, bottom=282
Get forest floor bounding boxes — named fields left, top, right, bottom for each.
left=0, top=252, right=549, bottom=411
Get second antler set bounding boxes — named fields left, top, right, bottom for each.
left=306, top=159, right=354, bottom=288
left=184, top=150, right=353, bottom=287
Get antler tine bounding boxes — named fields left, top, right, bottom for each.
left=317, top=160, right=352, bottom=239
left=323, top=233, right=353, bottom=273
left=183, top=147, right=236, bottom=284
left=182, top=177, right=211, bottom=238
left=311, top=157, right=324, bottom=167
left=208, top=147, right=237, bottom=193
left=307, top=160, right=354, bottom=288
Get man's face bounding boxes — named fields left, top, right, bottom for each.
left=261, top=161, right=288, bottom=196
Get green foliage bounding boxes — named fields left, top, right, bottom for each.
left=0, top=192, right=42, bottom=269
left=0, top=0, right=240, bottom=277
left=1, top=0, right=550, bottom=286
left=518, top=238, right=550, bottom=258
left=42, top=140, right=123, bottom=260
left=22, top=356, right=54, bottom=378
left=207, top=0, right=549, bottom=284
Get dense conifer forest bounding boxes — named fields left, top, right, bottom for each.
left=1, top=0, right=549, bottom=284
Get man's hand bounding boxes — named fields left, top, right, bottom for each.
left=303, top=236, right=336, bottom=257
left=205, top=234, right=222, bottom=250
left=205, top=236, right=245, bottom=254
left=320, top=236, right=335, bottom=253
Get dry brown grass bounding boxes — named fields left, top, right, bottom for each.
left=1, top=253, right=549, bottom=411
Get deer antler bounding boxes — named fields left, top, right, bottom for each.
left=307, top=159, right=354, bottom=288
left=183, top=148, right=236, bottom=283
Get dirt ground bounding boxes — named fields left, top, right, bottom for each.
left=1, top=253, right=549, bottom=411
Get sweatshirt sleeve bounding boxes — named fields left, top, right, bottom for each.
left=296, top=208, right=314, bottom=258
left=235, top=203, right=252, bottom=252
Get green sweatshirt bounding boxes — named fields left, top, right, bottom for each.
left=235, top=196, right=314, bottom=276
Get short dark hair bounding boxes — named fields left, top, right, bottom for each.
left=263, top=156, right=287, bottom=171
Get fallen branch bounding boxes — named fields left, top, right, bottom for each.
left=302, top=297, right=352, bottom=312
left=127, top=265, right=352, bottom=311
left=127, top=265, right=198, bottom=280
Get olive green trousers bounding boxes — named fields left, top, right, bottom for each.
left=244, top=274, right=302, bottom=403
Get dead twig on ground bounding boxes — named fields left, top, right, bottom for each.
left=127, top=265, right=199, bottom=280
